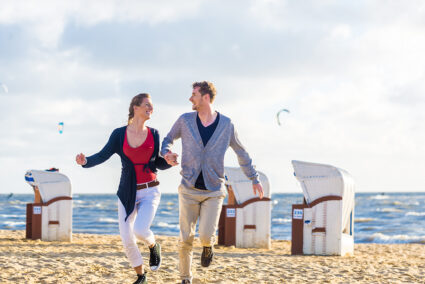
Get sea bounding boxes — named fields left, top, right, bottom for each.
left=1, top=192, right=424, bottom=244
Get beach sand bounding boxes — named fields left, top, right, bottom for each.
left=0, top=230, right=424, bottom=283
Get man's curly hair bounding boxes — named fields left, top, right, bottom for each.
left=192, top=81, right=217, bottom=103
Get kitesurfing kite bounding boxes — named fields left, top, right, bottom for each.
left=276, top=109, right=290, bottom=126
left=0, top=82, right=8, bottom=93
left=58, top=122, right=64, bottom=134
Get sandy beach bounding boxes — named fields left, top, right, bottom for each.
left=0, top=230, right=423, bottom=283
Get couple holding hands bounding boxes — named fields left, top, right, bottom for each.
left=76, top=81, right=263, bottom=284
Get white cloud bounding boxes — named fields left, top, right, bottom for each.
left=328, top=24, right=351, bottom=40
left=2, top=1, right=425, bottom=193
left=248, top=0, right=289, bottom=30
left=0, top=0, right=204, bottom=47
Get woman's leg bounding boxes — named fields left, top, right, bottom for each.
left=118, top=198, right=144, bottom=274
left=132, top=186, right=162, bottom=271
left=133, top=186, right=161, bottom=246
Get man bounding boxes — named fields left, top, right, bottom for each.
left=161, top=81, right=263, bottom=284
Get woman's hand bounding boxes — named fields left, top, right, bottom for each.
left=76, top=153, right=87, bottom=166
left=164, top=151, right=179, bottom=166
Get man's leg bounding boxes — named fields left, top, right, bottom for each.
left=198, top=194, right=225, bottom=248
left=178, top=186, right=201, bottom=282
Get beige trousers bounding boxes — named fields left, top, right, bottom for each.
left=178, top=184, right=226, bottom=281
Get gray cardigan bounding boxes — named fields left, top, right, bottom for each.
left=161, top=112, right=260, bottom=191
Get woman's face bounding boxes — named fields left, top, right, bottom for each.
left=134, top=97, right=153, bottom=120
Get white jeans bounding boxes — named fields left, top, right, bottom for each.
left=118, top=185, right=161, bottom=268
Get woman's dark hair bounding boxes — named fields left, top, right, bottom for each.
left=128, top=93, right=150, bottom=124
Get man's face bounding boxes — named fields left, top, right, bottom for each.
left=190, top=87, right=203, bottom=111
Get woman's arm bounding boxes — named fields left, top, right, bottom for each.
left=80, top=129, right=119, bottom=168
left=152, top=129, right=172, bottom=170
left=155, top=156, right=172, bottom=170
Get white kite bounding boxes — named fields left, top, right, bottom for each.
left=0, top=82, right=8, bottom=93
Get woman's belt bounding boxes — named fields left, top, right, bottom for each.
left=137, top=180, right=160, bottom=190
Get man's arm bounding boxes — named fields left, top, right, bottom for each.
left=229, top=123, right=264, bottom=198
left=153, top=130, right=172, bottom=170
left=161, top=116, right=183, bottom=166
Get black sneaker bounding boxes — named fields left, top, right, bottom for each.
left=181, top=280, right=191, bottom=284
left=149, top=243, right=161, bottom=271
left=201, top=246, right=214, bottom=267
left=133, top=272, right=147, bottom=284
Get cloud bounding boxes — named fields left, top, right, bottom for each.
left=0, top=0, right=204, bottom=47
left=389, top=79, right=425, bottom=106
left=2, top=1, right=425, bottom=193
left=248, top=0, right=289, bottom=30
left=328, top=24, right=352, bottom=40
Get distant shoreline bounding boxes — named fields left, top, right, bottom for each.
left=2, top=193, right=424, bottom=244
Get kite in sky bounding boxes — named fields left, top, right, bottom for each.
left=276, top=109, right=290, bottom=126
left=58, top=122, right=64, bottom=134
left=0, top=82, right=8, bottom=93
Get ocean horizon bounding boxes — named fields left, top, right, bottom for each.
left=1, top=192, right=424, bottom=244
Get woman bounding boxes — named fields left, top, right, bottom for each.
left=76, top=93, right=172, bottom=284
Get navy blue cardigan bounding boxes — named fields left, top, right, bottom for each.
left=82, top=126, right=171, bottom=220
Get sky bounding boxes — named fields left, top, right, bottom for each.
left=1, top=0, right=425, bottom=195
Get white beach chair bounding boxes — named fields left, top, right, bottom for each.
left=25, top=169, right=73, bottom=242
left=218, top=167, right=272, bottom=248
left=291, top=160, right=355, bottom=256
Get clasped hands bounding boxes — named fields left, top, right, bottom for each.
left=164, top=151, right=179, bottom=166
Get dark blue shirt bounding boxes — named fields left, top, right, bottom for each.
left=194, top=112, right=220, bottom=190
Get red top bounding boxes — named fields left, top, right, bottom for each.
left=123, top=127, right=157, bottom=184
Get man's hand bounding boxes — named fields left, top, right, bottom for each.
left=164, top=151, right=179, bottom=166
left=253, top=183, right=264, bottom=199
left=75, top=153, right=87, bottom=166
